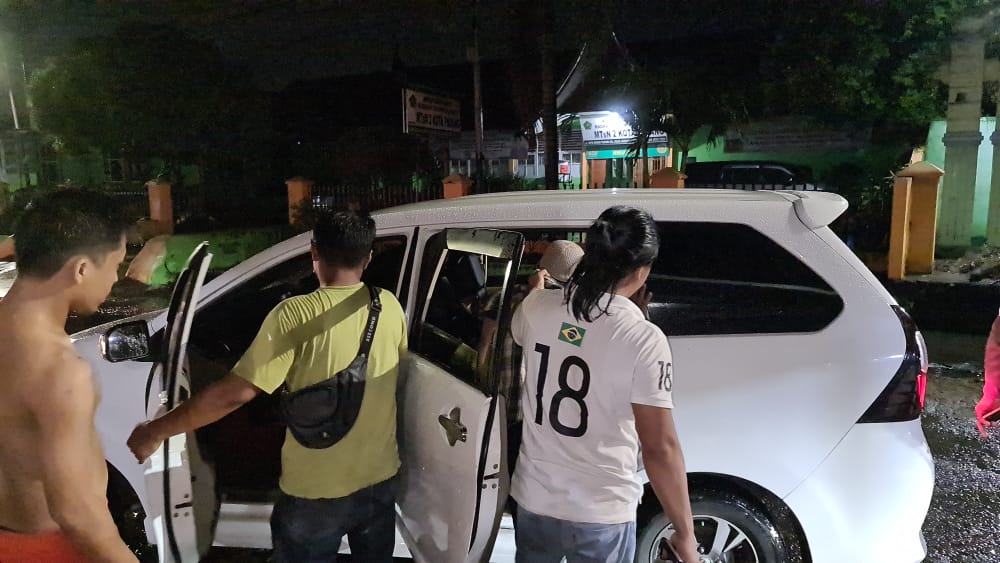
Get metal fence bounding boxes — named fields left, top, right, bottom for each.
left=310, top=183, right=444, bottom=212
left=105, top=184, right=149, bottom=220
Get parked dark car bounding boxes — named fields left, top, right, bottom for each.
left=684, top=161, right=828, bottom=191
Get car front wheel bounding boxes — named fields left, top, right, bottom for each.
left=635, top=492, right=783, bottom=563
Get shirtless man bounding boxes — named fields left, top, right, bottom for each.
left=0, top=189, right=136, bottom=562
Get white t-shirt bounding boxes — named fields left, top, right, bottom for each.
left=510, top=288, right=674, bottom=524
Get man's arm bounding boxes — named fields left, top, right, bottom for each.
left=633, top=404, right=700, bottom=563
left=128, top=374, right=261, bottom=463
left=31, top=361, right=136, bottom=562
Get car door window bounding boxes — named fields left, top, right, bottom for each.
left=411, top=230, right=523, bottom=393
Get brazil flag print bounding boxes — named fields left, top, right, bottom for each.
left=559, top=322, right=586, bottom=347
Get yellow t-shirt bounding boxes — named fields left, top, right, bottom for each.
left=232, top=283, right=407, bottom=499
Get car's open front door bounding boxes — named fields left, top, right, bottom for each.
left=142, top=243, right=216, bottom=562
left=398, top=228, right=524, bottom=563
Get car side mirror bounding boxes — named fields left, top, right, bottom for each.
left=101, top=321, right=153, bottom=363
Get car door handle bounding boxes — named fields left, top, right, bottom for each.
left=438, top=407, right=468, bottom=447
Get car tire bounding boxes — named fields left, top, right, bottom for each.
left=635, top=491, right=784, bottom=563
left=107, top=475, right=157, bottom=562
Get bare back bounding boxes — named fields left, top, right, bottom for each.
left=0, top=311, right=106, bottom=533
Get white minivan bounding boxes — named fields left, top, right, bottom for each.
left=76, top=189, right=933, bottom=563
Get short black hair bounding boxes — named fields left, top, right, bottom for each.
left=312, top=210, right=376, bottom=269
left=14, top=189, right=131, bottom=278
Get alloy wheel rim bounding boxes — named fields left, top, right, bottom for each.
left=647, top=514, right=761, bottom=563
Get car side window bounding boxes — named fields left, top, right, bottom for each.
left=647, top=222, right=844, bottom=336
left=759, top=167, right=792, bottom=185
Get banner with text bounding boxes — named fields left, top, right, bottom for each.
left=449, top=132, right=529, bottom=160
left=403, top=89, right=461, bottom=134
left=723, top=120, right=870, bottom=153
left=578, top=112, right=667, bottom=147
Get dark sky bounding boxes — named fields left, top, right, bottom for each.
left=1, top=0, right=684, bottom=89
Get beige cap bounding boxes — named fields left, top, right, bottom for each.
left=539, top=240, right=584, bottom=283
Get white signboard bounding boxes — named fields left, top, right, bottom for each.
left=403, top=88, right=461, bottom=134
left=449, top=132, right=529, bottom=160
left=578, top=111, right=667, bottom=146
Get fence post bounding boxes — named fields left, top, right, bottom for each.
left=286, top=176, right=314, bottom=225
left=896, top=161, right=945, bottom=275
left=442, top=174, right=472, bottom=199
left=145, top=180, right=174, bottom=236
left=887, top=176, right=914, bottom=280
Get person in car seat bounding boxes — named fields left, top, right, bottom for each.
left=510, top=206, right=700, bottom=563
left=0, top=190, right=136, bottom=562
left=127, top=210, right=408, bottom=563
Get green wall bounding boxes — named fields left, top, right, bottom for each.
left=683, top=126, right=893, bottom=182
left=925, top=117, right=996, bottom=241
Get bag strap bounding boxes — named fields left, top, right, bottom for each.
left=357, top=284, right=382, bottom=357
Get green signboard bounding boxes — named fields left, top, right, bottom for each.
left=585, top=146, right=669, bottom=160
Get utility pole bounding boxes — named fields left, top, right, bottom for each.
left=0, top=34, right=19, bottom=130
left=471, top=0, right=485, bottom=193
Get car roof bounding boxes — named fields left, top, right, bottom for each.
left=371, top=188, right=795, bottom=229
left=199, top=188, right=846, bottom=306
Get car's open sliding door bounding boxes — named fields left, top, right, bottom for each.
left=397, top=228, right=524, bottom=563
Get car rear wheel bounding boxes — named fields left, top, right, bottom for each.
left=635, top=491, right=783, bottom=563
left=107, top=466, right=157, bottom=562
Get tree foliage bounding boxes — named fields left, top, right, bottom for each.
left=30, top=22, right=268, bottom=184
left=604, top=0, right=995, bottom=171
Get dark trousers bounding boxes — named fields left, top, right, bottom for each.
left=270, top=477, right=396, bottom=563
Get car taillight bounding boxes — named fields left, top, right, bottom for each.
left=858, top=306, right=927, bottom=423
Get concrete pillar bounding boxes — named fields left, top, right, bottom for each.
left=581, top=150, right=589, bottom=189
left=888, top=176, right=914, bottom=280
left=897, top=162, right=945, bottom=274
left=442, top=174, right=472, bottom=199
left=145, top=180, right=174, bottom=236
left=937, top=32, right=986, bottom=248
left=987, top=130, right=1000, bottom=245
left=285, top=176, right=314, bottom=225
left=649, top=167, right=686, bottom=189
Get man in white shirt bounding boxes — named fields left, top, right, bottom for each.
left=510, top=205, right=698, bottom=563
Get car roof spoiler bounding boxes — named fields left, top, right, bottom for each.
left=776, top=191, right=849, bottom=230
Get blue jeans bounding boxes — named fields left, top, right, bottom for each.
left=270, top=477, right=396, bottom=563
left=515, top=506, right=636, bottom=563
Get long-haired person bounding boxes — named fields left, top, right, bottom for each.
left=510, top=205, right=699, bottom=563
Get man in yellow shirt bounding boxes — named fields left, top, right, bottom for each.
left=127, top=210, right=408, bottom=562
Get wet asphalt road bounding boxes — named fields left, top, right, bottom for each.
left=920, top=331, right=1000, bottom=563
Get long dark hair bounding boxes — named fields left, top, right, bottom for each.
left=565, top=206, right=659, bottom=322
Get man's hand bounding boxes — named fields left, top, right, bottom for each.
left=527, top=268, right=549, bottom=291
left=630, top=284, right=653, bottom=319
left=127, top=421, right=164, bottom=463
left=669, top=532, right=701, bottom=562
left=975, top=393, right=1000, bottom=438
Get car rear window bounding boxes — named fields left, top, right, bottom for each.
left=648, top=221, right=843, bottom=335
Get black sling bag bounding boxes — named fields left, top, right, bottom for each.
left=280, top=284, right=381, bottom=449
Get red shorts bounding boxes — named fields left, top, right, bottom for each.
left=0, top=529, right=90, bottom=562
